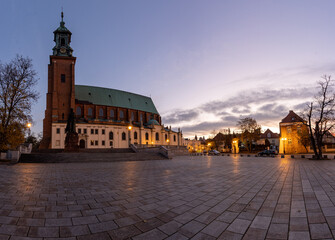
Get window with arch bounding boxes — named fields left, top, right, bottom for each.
left=134, top=131, right=138, bottom=140
left=165, top=134, right=168, bottom=141
left=174, top=135, right=176, bottom=142
left=145, top=133, right=149, bottom=140
left=122, top=132, right=126, bottom=140
left=76, top=106, right=81, bottom=116
left=119, top=110, right=124, bottom=119
left=110, top=109, right=114, bottom=118
left=99, top=108, right=104, bottom=117
left=109, top=131, right=113, bottom=140
left=156, top=132, right=159, bottom=141
left=88, top=108, right=93, bottom=116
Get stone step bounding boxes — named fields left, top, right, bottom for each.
left=20, top=152, right=167, bottom=163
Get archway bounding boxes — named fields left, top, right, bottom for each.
left=79, top=139, right=86, bottom=148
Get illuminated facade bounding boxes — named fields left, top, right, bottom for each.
left=279, top=110, right=308, bottom=154
left=40, top=13, right=183, bottom=149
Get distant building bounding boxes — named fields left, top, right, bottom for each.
left=40, top=13, right=183, bottom=149
left=257, top=129, right=280, bottom=150
left=279, top=110, right=307, bottom=154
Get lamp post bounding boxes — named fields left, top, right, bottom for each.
left=281, top=138, right=287, bottom=154
left=27, top=123, right=32, bottom=137
left=128, top=125, right=132, bottom=147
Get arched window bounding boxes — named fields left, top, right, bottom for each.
left=122, top=132, right=126, bottom=140
left=76, top=106, right=81, bottom=116
left=110, top=109, right=114, bottom=118
left=131, top=112, right=135, bottom=121
left=119, top=110, right=124, bottom=119
left=156, top=133, right=159, bottom=141
left=109, top=131, right=113, bottom=140
left=145, top=133, right=149, bottom=140
left=88, top=108, right=93, bottom=116
left=165, top=134, right=167, bottom=141
left=61, top=38, right=65, bottom=46
left=134, top=131, right=138, bottom=140
left=174, top=135, right=176, bottom=142
left=99, top=108, right=104, bottom=117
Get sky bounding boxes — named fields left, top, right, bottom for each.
left=1, top=0, right=335, bottom=139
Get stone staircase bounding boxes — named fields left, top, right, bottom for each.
left=19, top=151, right=167, bottom=163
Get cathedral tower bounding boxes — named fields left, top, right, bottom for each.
left=40, top=12, right=76, bottom=149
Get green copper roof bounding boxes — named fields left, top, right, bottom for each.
left=75, top=85, right=159, bottom=114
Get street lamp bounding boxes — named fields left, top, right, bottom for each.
left=27, top=123, right=32, bottom=137
left=281, top=138, right=287, bottom=154
left=128, top=125, right=132, bottom=147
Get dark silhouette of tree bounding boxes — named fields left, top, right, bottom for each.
left=237, top=117, right=261, bottom=152
left=303, top=76, right=335, bottom=159
left=0, top=55, right=39, bottom=151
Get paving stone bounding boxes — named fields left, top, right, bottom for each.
left=266, top=223, right=288, bottom=239
left=108, top=224, right=142, bottom=240
left=201, top=220, right=228, bottom=237
left=242, top=228, right=266, bottom=240
left=309, top=223, right=332, bottom=239
left=17, top=217, right=45, bottom=226
left=290, top=217, right=309, bottom=231
left=179, top=220, right=206, bottom=238
left=218, top=230, right=243, bottom=240
left=60, top=225, right=90, bottom=237
left=0, top=225, right=29, bottom=236
left=288, top=231, right=310, bottom=240
left=191, top=232, right=216, bottom=240
left=88, top=220, right=118, bottom=233
left=77, top=232, right=111, bottom=240
left=45, top=218, right=73, bottom=226
left=165, top=232, right=188, bottom=240
left=72, top=216, right=99, bottom=225
left=226, top=218, right=251, bottom=234
left=217, top=211, right=239, bottom=223
left=132, top=228, right=167, bottom=240
left=158, top=220, right=183, bottom=235
left=250, top=216, right=271, bottom=229
left=28, top=226, right=59, bottom=238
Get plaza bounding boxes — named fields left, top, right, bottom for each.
left=0, top=156, right=335, bottom=239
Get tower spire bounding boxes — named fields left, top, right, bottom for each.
left=61, top=10, right=64, bottom=22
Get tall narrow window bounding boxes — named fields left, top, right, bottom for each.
left=134, top=131, right=138, bottom=140
left=140, top=113, right=143, bottom=122
left=156, top=132, right=159, bottom=141
left=110, top=109, right=114, bottom=118
left=119, top=110, right=124, bottom=119
left=131, top=112, right=135, bottom=121
left=145, top=133, right=149, bottom=140
left=76, top=106, right=81, bottom=116
left=61, top=74, right=65, bottom=83
left=109, top=131, right=114, bottom=140
left=88, top=108, right=93, bottom=116
left=122, top=132, right=126, bottom=140
left=99, top=108, right=104, bottom=117
left=61, top=38, right=65, bottom=46
left=174, top=135, right=176, bottom=142
left=165, top=134, right=167, bottom=141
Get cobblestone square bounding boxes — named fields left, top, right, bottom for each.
left=1, top=155, right=335, bottom=239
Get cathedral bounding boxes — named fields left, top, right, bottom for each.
left=40, top=13, right=183, bottom=149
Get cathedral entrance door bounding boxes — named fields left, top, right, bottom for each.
left=79, top=139, right=86, bottom=148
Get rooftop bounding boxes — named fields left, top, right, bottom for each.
left=75, top=85, right=159, bottom=114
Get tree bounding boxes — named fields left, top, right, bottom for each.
left=297, top=127, right=310, bottom=153
left=0, top=55, right=39, bottom=151
left=303, top=75, right=335, bottom=159
left=237, top=117, right=261, bottom=152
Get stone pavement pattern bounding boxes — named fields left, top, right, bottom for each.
left=1, top=156, right=335, bottom=239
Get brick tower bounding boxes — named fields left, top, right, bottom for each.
left=40, top=12, right=76, bottom=149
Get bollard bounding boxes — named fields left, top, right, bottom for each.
left=281, top=155, right=284, bottom=158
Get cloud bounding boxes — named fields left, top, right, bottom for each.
left=162, top=86, right=316, bottom=137
left=163, top=109, right=199, bottom=124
